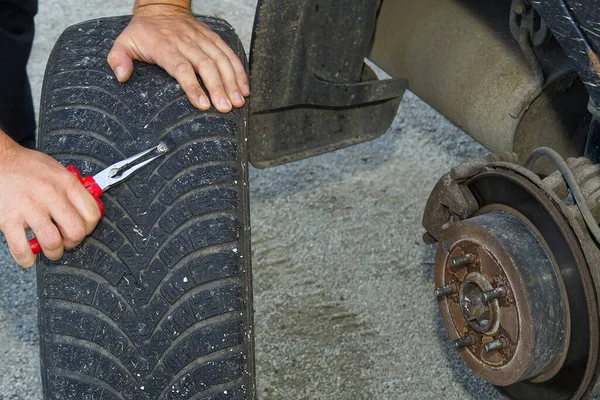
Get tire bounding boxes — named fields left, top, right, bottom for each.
left=36, top=16, right=254, bottom=400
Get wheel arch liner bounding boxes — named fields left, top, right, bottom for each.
left=248, top=0, right=406, bottom=168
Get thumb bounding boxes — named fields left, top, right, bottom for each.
left=107, top=39, right=134, bottom=83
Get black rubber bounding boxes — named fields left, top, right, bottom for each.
left=36, top=16, right=254, bottom=400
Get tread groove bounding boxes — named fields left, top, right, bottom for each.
left=44, top=265, right=136, bottom=317
left=47, top=333, right=138, bottom=383
left=46, top=104, right=135, bottom=136
left=44, top=128, right=128, bottom=159
left=188, top=378, right=245, bottom=400
left=145, top=242, right=238, bottom=305
left=46, top=299, right=142, bottom=358
left=50, top=368, right=127, bottom=400
left=149, top=311, right=242, bottom=374
left=159, top=344, right=245, bottom=399
left=149, top=210, right=240, bottom=265
left=51, top=85, right=136, bottom=115
left=150, top=277, right=243, bottom=335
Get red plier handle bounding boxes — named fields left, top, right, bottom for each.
left=29, top=166, right=105, bottom=255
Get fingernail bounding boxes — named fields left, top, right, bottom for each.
left=199, top=95, right=210, bottom=108
left=220, top=98, right=231, bottom=110
left=243, top=84, right=250, bottom=95
left=115, top=66, right=125, bottom=80
left=234, top=92, right=244, bottom=105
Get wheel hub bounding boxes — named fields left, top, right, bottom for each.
left=435, top=210, right=570, bottom=386
left=424, top=162, right=599, bottom=399
left=460, top=272, right=497, bottom=333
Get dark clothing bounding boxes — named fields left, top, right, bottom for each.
left=0, top=0, right=38, bottom=149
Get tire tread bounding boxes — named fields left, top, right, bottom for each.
left=37, top=16, right=253, bottom=400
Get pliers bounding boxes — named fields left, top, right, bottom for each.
left=29, top=142, right=169, bottom=254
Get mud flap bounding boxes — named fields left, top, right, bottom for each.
left=248, top=0, right=406, bottom=168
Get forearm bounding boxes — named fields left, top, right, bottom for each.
left=134, top=0, right=192, bottom=15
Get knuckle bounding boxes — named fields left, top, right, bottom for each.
left=206, top=31, right=220, bottom=42
left=64, top=171, right=81, bottom=188
left=66, top=222, right=87, bottom=243
left=107, top=51, right=119, bottom=63
left=44, top=232, right=63, bottom=252
left=91, top=204, right=103, bottom=221
left=0, top=217, right=17, bottom=232
left=85, top=209, right=102, bottom=229
left=10, top=244, right=28, bottom=260
left=175, top=62, right=194, bottom=74
left=197, top=57, right=216, bottom=69
left=214, top=37, right=230, bottom=50
left=22, top=195, right=37, bottom=211
left=36, top=180, right=58, bottom=197
left=214, top=53, right=229, bottom=65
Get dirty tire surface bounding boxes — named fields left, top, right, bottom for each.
left=36, top=16, right=253, bottom=400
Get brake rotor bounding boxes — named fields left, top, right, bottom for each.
left=433, top=167, right=598, bottom=399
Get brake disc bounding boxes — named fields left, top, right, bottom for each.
left=426, top=162, right=599, bottom=399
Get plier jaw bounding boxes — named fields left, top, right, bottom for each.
left=92, top=142, right=169, bottom=191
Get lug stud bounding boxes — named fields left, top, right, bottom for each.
left=434, top=283, right=457, bottom=298
left=450, top=253, right=475, bottom=269
left=483, top=339, right=504, bottom=353
left=483, top=287, right=505, bottom=302
left=453, top=335, right=476, bottom=350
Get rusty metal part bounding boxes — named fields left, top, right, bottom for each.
left=471, top=168, right=598, bottom=399
left=510, top=0, right=550, bottom=48
left=484, top=339, right=505, bottom=354
left=436, top=211, right=569, bottom=386
left=424, top=161, right=600, bottom=399
left=454, top=335, right=476, bottom=350
left=542, top=156, right=600, bottom=220
left=459, top=272, right=501, bottom=335
left=421, top=172, right=479, bottom=242
left=423, top=154, right=518, bottom=242
left=370, top=0, right=589, bottom=162
left=434, top=283, right=457, bottom=299
left=483, top=287, right=505, bottom=302
left=450, top=253, right=475, bottom=269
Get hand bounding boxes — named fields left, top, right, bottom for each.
left=107, top=4, right=250, bottom=113
left=0, top=135, right=102, bottom=267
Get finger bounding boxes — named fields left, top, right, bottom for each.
left=212, top=36, right=250, bottom=97
left=195, top=40, right=245, bottom=108
left=181, top=46, right=232, bottom=113
left=3, top=224, right=34, bottom=268
left=50, top=202, right=88, bottom=250
left=26, top=213, right=63, bottom=261
left=107, top=38, right=135, bottom=83
left=163, top=55, right=212, bottom=110
left=66, top=178, right=103, bottom=236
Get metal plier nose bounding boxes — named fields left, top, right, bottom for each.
left=29, top=142, right=169, bottom=254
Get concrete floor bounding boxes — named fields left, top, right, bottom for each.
left=0, top=1, right=511, bottom=399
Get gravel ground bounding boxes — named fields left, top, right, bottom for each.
left=0, top=1, right=513, bottom=399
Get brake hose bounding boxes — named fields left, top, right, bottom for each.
left=524, top=147, right=600, bottom=245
